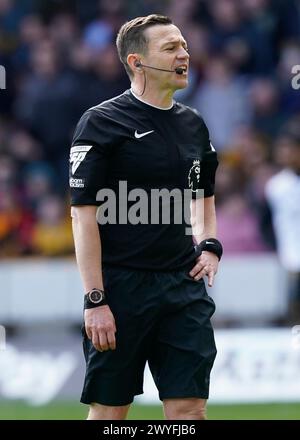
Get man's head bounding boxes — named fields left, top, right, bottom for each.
left=116, top=14, right=189, bottom=90
left=274, top=133, right=300, bottom=171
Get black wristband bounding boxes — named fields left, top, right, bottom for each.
left=196, top=238, right=223, bottom=261
left=84, top=297, right=107, bottom=309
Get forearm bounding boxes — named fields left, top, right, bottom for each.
left=71, top=206, right=104, bottom=292
left=191, top=196, right=217, bottom=245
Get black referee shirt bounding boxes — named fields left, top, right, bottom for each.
left=69, top=89, right=218, bottom=271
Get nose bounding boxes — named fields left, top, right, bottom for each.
left=177, top=46, right=189, bottom=61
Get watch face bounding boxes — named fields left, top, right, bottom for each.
left=89, top=290, right=103, bottom=304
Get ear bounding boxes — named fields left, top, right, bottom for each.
left=127, top=54, right=143, bottom=74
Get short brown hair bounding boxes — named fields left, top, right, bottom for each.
left=116, top=14, right=172, bottom=78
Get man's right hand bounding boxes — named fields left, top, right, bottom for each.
left=84, top=305, right=116, bottom=352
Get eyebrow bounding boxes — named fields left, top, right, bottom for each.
left=161, top=39, right=188, bottom=48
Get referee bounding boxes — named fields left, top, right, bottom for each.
left=70, top=14, right=222, bottom=420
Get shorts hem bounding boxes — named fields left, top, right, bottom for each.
left=80, top=390, right=144, bottom=407
left=159, top=392, right=209, bottom=401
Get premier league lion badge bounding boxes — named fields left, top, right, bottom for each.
left=188, top=159, right=201, bottom=192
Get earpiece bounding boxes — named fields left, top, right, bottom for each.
left=135, top=60, right=141, bottom=68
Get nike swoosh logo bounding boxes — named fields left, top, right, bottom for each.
left=134, top=130, right=154, bottom=139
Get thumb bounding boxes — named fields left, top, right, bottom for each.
left=86, top=325, right=92, bottom=340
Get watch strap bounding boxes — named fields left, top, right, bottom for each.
left=84, top=288, right=107, bottom=309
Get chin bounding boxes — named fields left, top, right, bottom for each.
left=175, top=78, right=188, bottom=89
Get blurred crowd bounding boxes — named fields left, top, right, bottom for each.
left=0, top=0, right=299, bottom=259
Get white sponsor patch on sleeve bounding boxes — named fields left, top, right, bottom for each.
left=69, top=177, right=85, bottom=188
left=69, top=145, right=93, bottom=175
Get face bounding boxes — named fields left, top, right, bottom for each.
left=275, top=137, right=300, bottom=169
left=141, top=24, right=189, bottom=91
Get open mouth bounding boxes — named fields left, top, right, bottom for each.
left=177, top=65, right=188, bottom=73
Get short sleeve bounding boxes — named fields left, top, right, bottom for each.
left=69, top=109, right=111, bottom=206
left=197, top=118, right=218, bottom=198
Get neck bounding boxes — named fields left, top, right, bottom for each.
left=131, top=80, right=174, bottom=109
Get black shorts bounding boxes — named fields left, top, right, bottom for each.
left=80, top=266, right=217, bottom=406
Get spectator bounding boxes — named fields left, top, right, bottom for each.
left=217, top=192, right=270, bottom=253
left=265, top=133, right=300, bottom=324
left=249, top=77, right=287, bottom=138
left=0, top=188, right=34, bottom=256
left=31, top=194, right=74, bottom=256
left=22, top=162, right=56, bottom=210
left=192, top=55, right=251, bottom=150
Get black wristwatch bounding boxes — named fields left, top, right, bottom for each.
left=84, top=288, right=107, bottom=309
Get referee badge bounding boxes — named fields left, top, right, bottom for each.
left=70, top=145, right=93, bottom=174
left=188, top=160, right=201, bottom=192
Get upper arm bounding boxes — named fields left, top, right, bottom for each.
left=71, top=205, right=98, bottom=220
left=69, top=110, right=111, bottom=207
left=198, top=118, right=219, bottom=198
left=188, top=111, right=219, bottom=199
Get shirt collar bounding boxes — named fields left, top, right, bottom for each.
left=130, top=88, right=174, bottom=110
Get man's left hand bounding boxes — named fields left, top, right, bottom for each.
left=189, top=251, right=219, bottom=287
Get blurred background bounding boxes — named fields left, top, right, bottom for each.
left=0, top=0, right=300, bottom=419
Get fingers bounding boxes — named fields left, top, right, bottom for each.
left=189, top=262, right=215, bottom=285
left=107, top=330, right=116, bottom=351
left=189, top=262, right=204, bottom=278
left=207, top=270, right=214, bottom=287
left=99, top=331, right=109, bottom=352
left=189, top=261, right=207, bottom=279
left=91, top=330, right=101, bottom=351
left=84, top=307, right=117, bottom=352
left=194, top=266, right=208, bottom=281
left=89, top=327, right=116, bottom=352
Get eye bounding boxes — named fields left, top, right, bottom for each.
left=165, top=47, right=174, bottom=51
